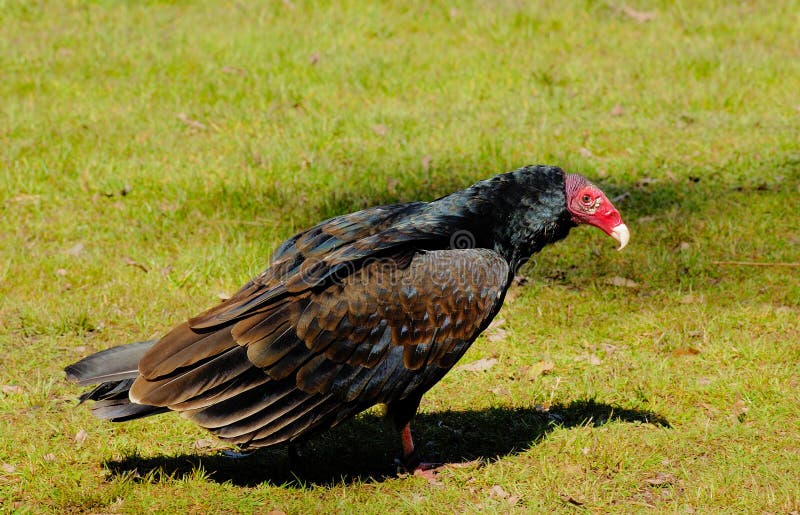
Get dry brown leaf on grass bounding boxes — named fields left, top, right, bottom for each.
left=606, top=276, right=639, bottom=288
left=454, top=358, right=497, bottom=372
left=6, top=194, right=42, bottom=204
left=576, top=354, right=602, bottom=365
left=448, top=459, right=482, bottom=470
left=371, top=124, right=389, bottom=136
left=122, top=256, right=148, bottom=273
left=671, top=347, right=700, bottom=357
left=74, top=429, right=88, bottom=444
left=601, top=343, right=620, bottom=355
left=484, top=317, right=508, bottom=342
left=610, top=104, right=625, bottom=116
left=66, top=243, right=85, bottom=256
left=646, top=471, right=677, bottom=487
left=489, top=386, right=510, bottom=396
left=486, top=327, right=508, bottom=343
left=420, top=154, right=432, bottom=170
left=504, top=285, right=523, bottom=303
left=221, top=65, right=248, bottom=76
left=680, top=293, right=704, bottom=304
left=410, top=468, right=444, bottom=486
left=620, top=5, right=657, bottom=22
left=385, top=177, right=400, bottom=195
left=560, top=494, right=584, bottom=506
left=194, top=439, right=217, bottom=450
left=488, top=485, right=508, bottom=498
left=732, top=396, right=749, bottom=420
left=1, top=385, right=23, bottom=394
left=521, top=360, right=555, bottom=380
left=177, top=112, right=207, bottom=130
left=487, top=485, right=521, bottom=506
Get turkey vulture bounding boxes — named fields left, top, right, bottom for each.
left=65, top=165, right=629, bottom=474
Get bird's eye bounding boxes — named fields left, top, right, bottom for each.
left=581, top=194, right=592, bottom=204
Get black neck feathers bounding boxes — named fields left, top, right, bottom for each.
left=428, top=166, right=576, bottom=267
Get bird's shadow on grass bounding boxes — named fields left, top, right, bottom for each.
left=103, top=399, right=669, bottom=488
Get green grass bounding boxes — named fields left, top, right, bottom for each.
left=2, top=0, right=799, bottom=512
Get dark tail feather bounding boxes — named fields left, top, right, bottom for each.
left=65, top=340, right=166, bottom=421
left=92, top=397, right=170, bottom=422
left=65, top=340, right=157, bottom=386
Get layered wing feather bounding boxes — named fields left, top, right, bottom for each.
left=128, top=205, right=509, bottom=448
left=188, top=202, right=428, bottom=330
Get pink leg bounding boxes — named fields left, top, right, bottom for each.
left=398, top=423, right=443, bottom=479
left=400, top=423, right=415, bottom=460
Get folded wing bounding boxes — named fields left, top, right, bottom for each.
left=129, top=208, right=509, bottom=448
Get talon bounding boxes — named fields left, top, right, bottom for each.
left=415, top=461, right=444, bottom=471
left=395, top=455, right=446, bottom=478
left=395, top=421, right=446, bottom=480
left=413, top=464, right=445, bottom=481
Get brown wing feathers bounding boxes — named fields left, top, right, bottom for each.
left=129, top=238, right=509, bottom=447
left=130, top=346, right=252, bottom=406
left=135, top=322, right=237, bottom=381
left=186, top=204, right=423, bottom=332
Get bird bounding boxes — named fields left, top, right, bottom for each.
left=65, top=165, right=629, bottom=475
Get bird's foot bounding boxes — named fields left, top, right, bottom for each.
left=411, top=461, right=447, bottom=481
left=395, top=456, right=445, bottom=479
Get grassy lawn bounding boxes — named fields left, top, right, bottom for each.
left=2, top=0, right=799, bottom=512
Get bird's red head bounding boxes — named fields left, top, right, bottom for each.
left=564, top=173, right=630, bottom=250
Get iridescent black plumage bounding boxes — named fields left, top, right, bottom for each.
left=66, top=165, right=582, bottom=456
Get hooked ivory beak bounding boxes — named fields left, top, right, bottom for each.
left=610, top=223, right=630, bottom=251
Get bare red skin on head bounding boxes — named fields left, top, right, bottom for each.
left=564, top=173, right=624, bottom=236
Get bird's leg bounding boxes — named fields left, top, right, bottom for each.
left=395, top=422, right=443, bottom=478
left=400, top=423, right=415, bottom=462
left=388, top=396, right=443, bottom=478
